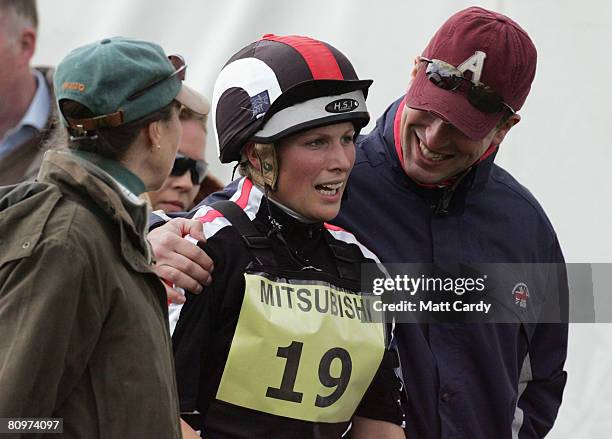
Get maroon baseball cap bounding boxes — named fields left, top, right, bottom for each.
left=405, top=6, right=537, bottom=140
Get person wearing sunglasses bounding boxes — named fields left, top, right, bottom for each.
left=149, top=7, right=568, bottom=439
left=147, top=106, right=224, bottom=214
left=324, top=7, right=567, bottom=439
left=0, top=37, right=209, bottom=438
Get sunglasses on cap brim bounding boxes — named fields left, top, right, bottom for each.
left=128, top=54, right=187, bottom=101
left=420, top=57, right=515, bottom=115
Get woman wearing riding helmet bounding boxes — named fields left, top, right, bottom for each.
left=172, top=35, right=405, bottom=438
left=0, top=37, right=209, bottom=437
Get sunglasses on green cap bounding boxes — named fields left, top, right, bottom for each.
left=127, top=54, right=187, bottom=102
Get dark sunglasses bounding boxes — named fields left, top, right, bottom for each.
left=420, top=57, right=515, bottom=115
left=128, top=54, right=187, bottom=101
left=170, top=154, right=208, bottom=185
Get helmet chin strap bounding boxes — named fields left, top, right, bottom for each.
left=262, top=185, right=318, bottom=270
left=268, top=196, right=318, bottom=224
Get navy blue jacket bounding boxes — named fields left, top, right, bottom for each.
left=334, top=98, right=568, bottom=439
left=154, top=97, right=568, bottom=439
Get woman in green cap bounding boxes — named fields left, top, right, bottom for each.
left=0, top=37, right=208, bottom=438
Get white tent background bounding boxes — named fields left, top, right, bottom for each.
left=34, top=0, right=612, bottom=436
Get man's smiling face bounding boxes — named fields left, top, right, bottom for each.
left=398, top=104, right=518, bottom=185
left=399, top=106, right=497, bottom=185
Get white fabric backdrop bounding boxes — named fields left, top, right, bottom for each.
left=33, top=1, right=612, bottom=436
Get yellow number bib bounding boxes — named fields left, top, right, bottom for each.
left=216, top=273, right=385, bottom=423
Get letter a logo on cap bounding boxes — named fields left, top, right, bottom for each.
left=457, top=51, right=487, bottom=83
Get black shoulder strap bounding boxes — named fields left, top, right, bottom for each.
left=210, top=200, right=277, bottom=266
left=322, top=231, right=363, bottom=283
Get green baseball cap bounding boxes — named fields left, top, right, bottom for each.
left=54, top=36, right=209, bottom=130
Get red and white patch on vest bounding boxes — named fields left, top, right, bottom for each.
left=512, top=282, right=530, bottom=308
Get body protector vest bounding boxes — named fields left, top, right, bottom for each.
left=209, top=200, right=387, bottom=427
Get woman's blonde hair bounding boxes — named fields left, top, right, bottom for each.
left=179, top=106, right=208, bottom=134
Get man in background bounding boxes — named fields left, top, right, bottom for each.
left=0, top=0, right=54, bottom=185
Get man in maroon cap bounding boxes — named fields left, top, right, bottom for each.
left=332, top=7, right=568, bottom=438
left=149, top=7, right=568, bottom=438
left=340, top=8, right=567, bottom=438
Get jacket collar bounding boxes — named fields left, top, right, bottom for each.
left=71, top=150, right=146, bottom=195
left=372, top=96, right=498, bottom=199
left=37, top=150, right=153, bottom=268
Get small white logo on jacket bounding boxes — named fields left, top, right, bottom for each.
left=512, top=282, right=530, bottom=308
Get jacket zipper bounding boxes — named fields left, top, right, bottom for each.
left=434, top=186, right=453, bottom=215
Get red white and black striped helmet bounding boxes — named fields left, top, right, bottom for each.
left=212, top=34, right=373, bottom=163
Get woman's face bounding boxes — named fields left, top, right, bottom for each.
left=151, top=104, right=183, bottom=191
left=148, top=119, right=206, bottom=212
left=271, top=121, right=355, bottom=222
